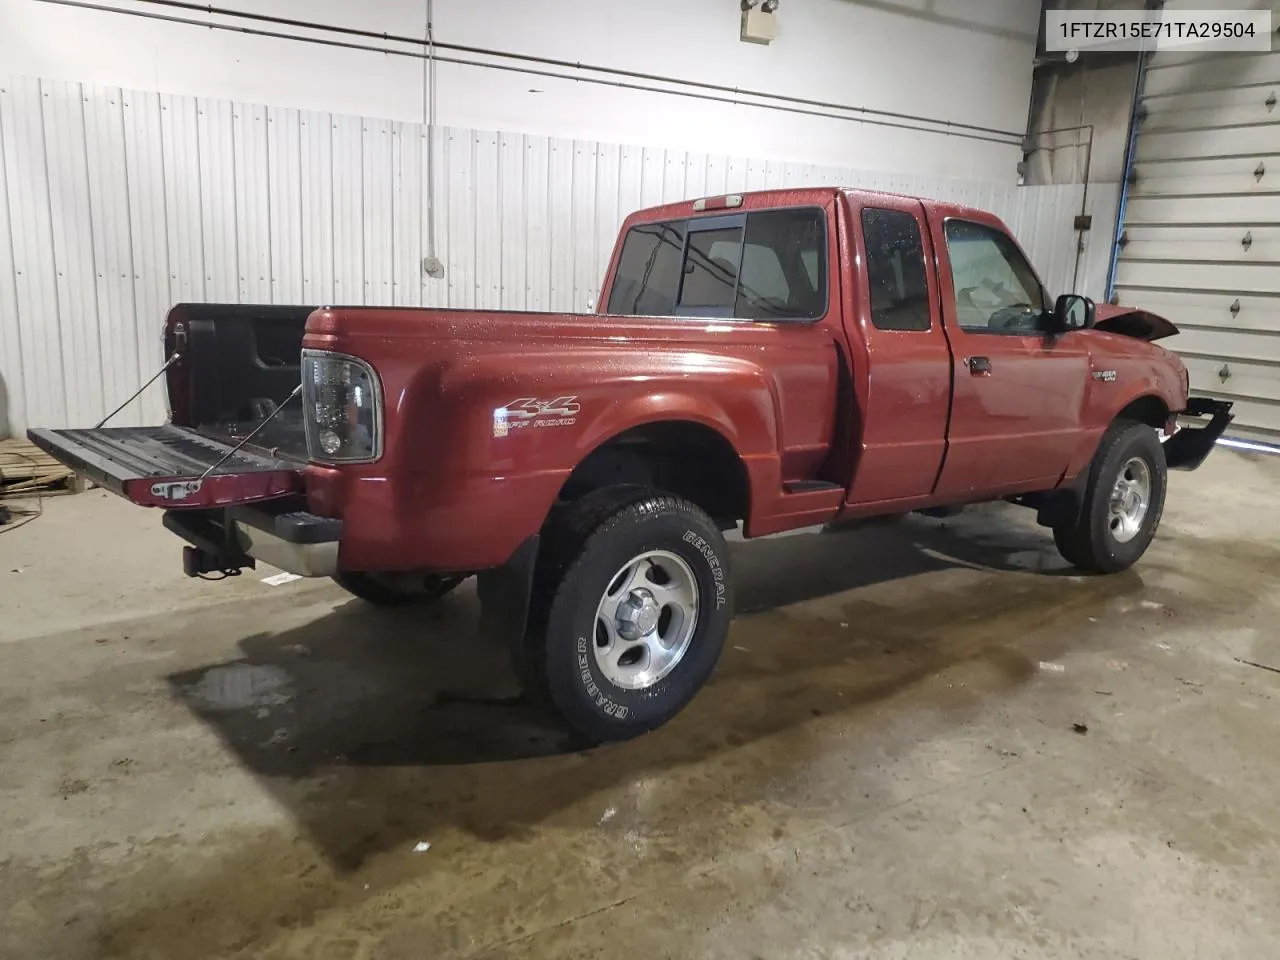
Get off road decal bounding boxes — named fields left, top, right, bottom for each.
left=575, top=635, right=629, bottom=719
left=493, top=396, right=581, bottom=437
left=682, top=531, right=727, bottom=609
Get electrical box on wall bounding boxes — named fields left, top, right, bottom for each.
left=740, top=5, right=778, bottom=45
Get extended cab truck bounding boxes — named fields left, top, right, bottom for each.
left=29, top=188, right=1233, bottom=742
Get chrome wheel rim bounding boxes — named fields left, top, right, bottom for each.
left=1108, top=456, right=1151, bottom=544
left=593, top=550, right=699, bottom=690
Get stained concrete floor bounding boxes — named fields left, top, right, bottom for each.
left=1, top=449, right=1278, bottom=959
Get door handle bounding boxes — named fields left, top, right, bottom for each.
left=967, top=356, right=992, bottom=376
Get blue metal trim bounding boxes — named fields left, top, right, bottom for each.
left=1106, top=50, right=1149, bottom=303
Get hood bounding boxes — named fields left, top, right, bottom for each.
left=1091, top=304, right=1179, bottom=342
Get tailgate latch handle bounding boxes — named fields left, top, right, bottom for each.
left=150, top=480, right=204, bottom=501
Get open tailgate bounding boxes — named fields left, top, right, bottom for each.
left=26, top=425, right=303, bottom=508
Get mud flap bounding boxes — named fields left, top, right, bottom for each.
left=1164, top=398, right=1234, bottom=471
left=476, top=534, right=541, bottom=696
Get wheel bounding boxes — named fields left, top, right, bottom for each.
left=332, top=570, right=466, bottom=606
left=1053, top=419, right=1167, bottom=573
left=525, top=487, right=733, bottom=743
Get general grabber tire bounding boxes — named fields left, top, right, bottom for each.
left=526, top=487, right=733, bottom=743
left=1053, top=419, right=1168, bottom=574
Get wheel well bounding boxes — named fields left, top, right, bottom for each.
left=558, top=422, right=750, bottom=526
left=1115, top=395, right=1169, bottom=430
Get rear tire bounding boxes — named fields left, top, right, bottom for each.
left=1053, top=419, right=1167, bottom=573
left=524, top=487, right=733, bottom=743
left=332, top=571, right=466, bottom=606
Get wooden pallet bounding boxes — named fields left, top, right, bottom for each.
left=0, top=438, right=87, bottom=498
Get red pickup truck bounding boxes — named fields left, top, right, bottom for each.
left=30, top=187, right=1232, bottom=742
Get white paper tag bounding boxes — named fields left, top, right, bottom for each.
left=261, top=572, right=303, bottom=586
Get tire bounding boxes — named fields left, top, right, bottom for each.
left=332, top=570, right=466, bottom=606
left=525, top=487, right=733, bottom=743
left=1053, top=419, right=1167, bottom=573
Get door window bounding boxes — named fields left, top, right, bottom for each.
left=862, top=208, right=931, bottom=331
left=944, top=220, right=1048, bottom=334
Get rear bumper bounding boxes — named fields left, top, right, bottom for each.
left=231, top=505, right=342, bottom=577
left=165, top=502, right=342, bottom=578
left=1164, top=397, right=1234, bottom=471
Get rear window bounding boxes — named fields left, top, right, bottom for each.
left=607, top=207, right=827, bottom=321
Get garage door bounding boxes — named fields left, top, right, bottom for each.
left=1114, top=49, right=1280, bottom=443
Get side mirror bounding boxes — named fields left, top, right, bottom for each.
left=1053, top=293, right=1095, bottom=333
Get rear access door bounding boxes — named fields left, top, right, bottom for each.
left=27, top=425, right=303, bottom=509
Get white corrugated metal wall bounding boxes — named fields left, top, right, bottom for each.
left=0, top=74, right=1113, bottom=436
left=1114, top=49, right=1280, bottom=443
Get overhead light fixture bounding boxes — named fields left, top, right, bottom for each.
left=741, top=0, right=778, bottom=44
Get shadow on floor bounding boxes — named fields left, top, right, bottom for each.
left=163, top=506, right=1144, bottom=870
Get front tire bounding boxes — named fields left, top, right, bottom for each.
left=1053, top=419, right=1167, bottom=573
left=525, top=488, right=733, bottom=743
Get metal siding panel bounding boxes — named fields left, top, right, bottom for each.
left=391, top=120, right=422, bottom=308
left=446, top=128, right=475, bottom=309
left=617, top=144, right=643, bottom=222
left=473, top=130, right=500, bottom=310
left=362, top=118, right=393, bottom=306
left=299, top=110, right=334, bottom=304
left=43, top=78, right=102, bottom=426
left=331, top=115, right=363, bottom=305
left=572, top=140, right=598, bottom=314
left=524, top=135, right=550, bottom=312
left=662, top=150, right=687, bottom=204
left=683, top=152, right=708, bottom=201
left=547, top=136, right=573, bottom=312
left=233, top=104, right=271, bottom=303
left=500, top=132, right=526, bottom=310
left=594, top=142, right=621, bottom=305
left=423, top=124, right=448, bottom=309
left=638, top=146, right=663, bottom=209
left=0, top=80, right=26, bottom=435
left=197, top=98, right=239, bottom=302
left=268, top=107, right=305, bottom=305
left=3, top=78, right=64, bottom=428
left=87, top=85, right=142, bottom=427
left=122, top=90, right=171, bottom=424
left=704, top=155, right=729, bottom=196
left=160, top=93, right=205, bottom=305
left=724, top=155, right=748, bottom=194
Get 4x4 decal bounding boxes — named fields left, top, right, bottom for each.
left=493, top=397, right=581, bottom=436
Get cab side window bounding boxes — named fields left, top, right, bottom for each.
left=943, top=219, right=1048, bottom=334
left=606, top=221, right=687, bottom=316
left=862, top=208, right=931, bottom=331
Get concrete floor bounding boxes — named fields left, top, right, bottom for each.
left=1, top=450, right=1279, bottom=959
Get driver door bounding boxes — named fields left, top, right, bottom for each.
left=929, top=215, right=1090, bottom=499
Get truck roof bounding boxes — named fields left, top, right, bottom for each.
left=622, top=186, right=1004, bottom=230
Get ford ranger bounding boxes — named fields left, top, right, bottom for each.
left=28, top=187, right=1233, bottom=742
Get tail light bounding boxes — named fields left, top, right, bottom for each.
left=301, top=349, right=383, bottom=463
